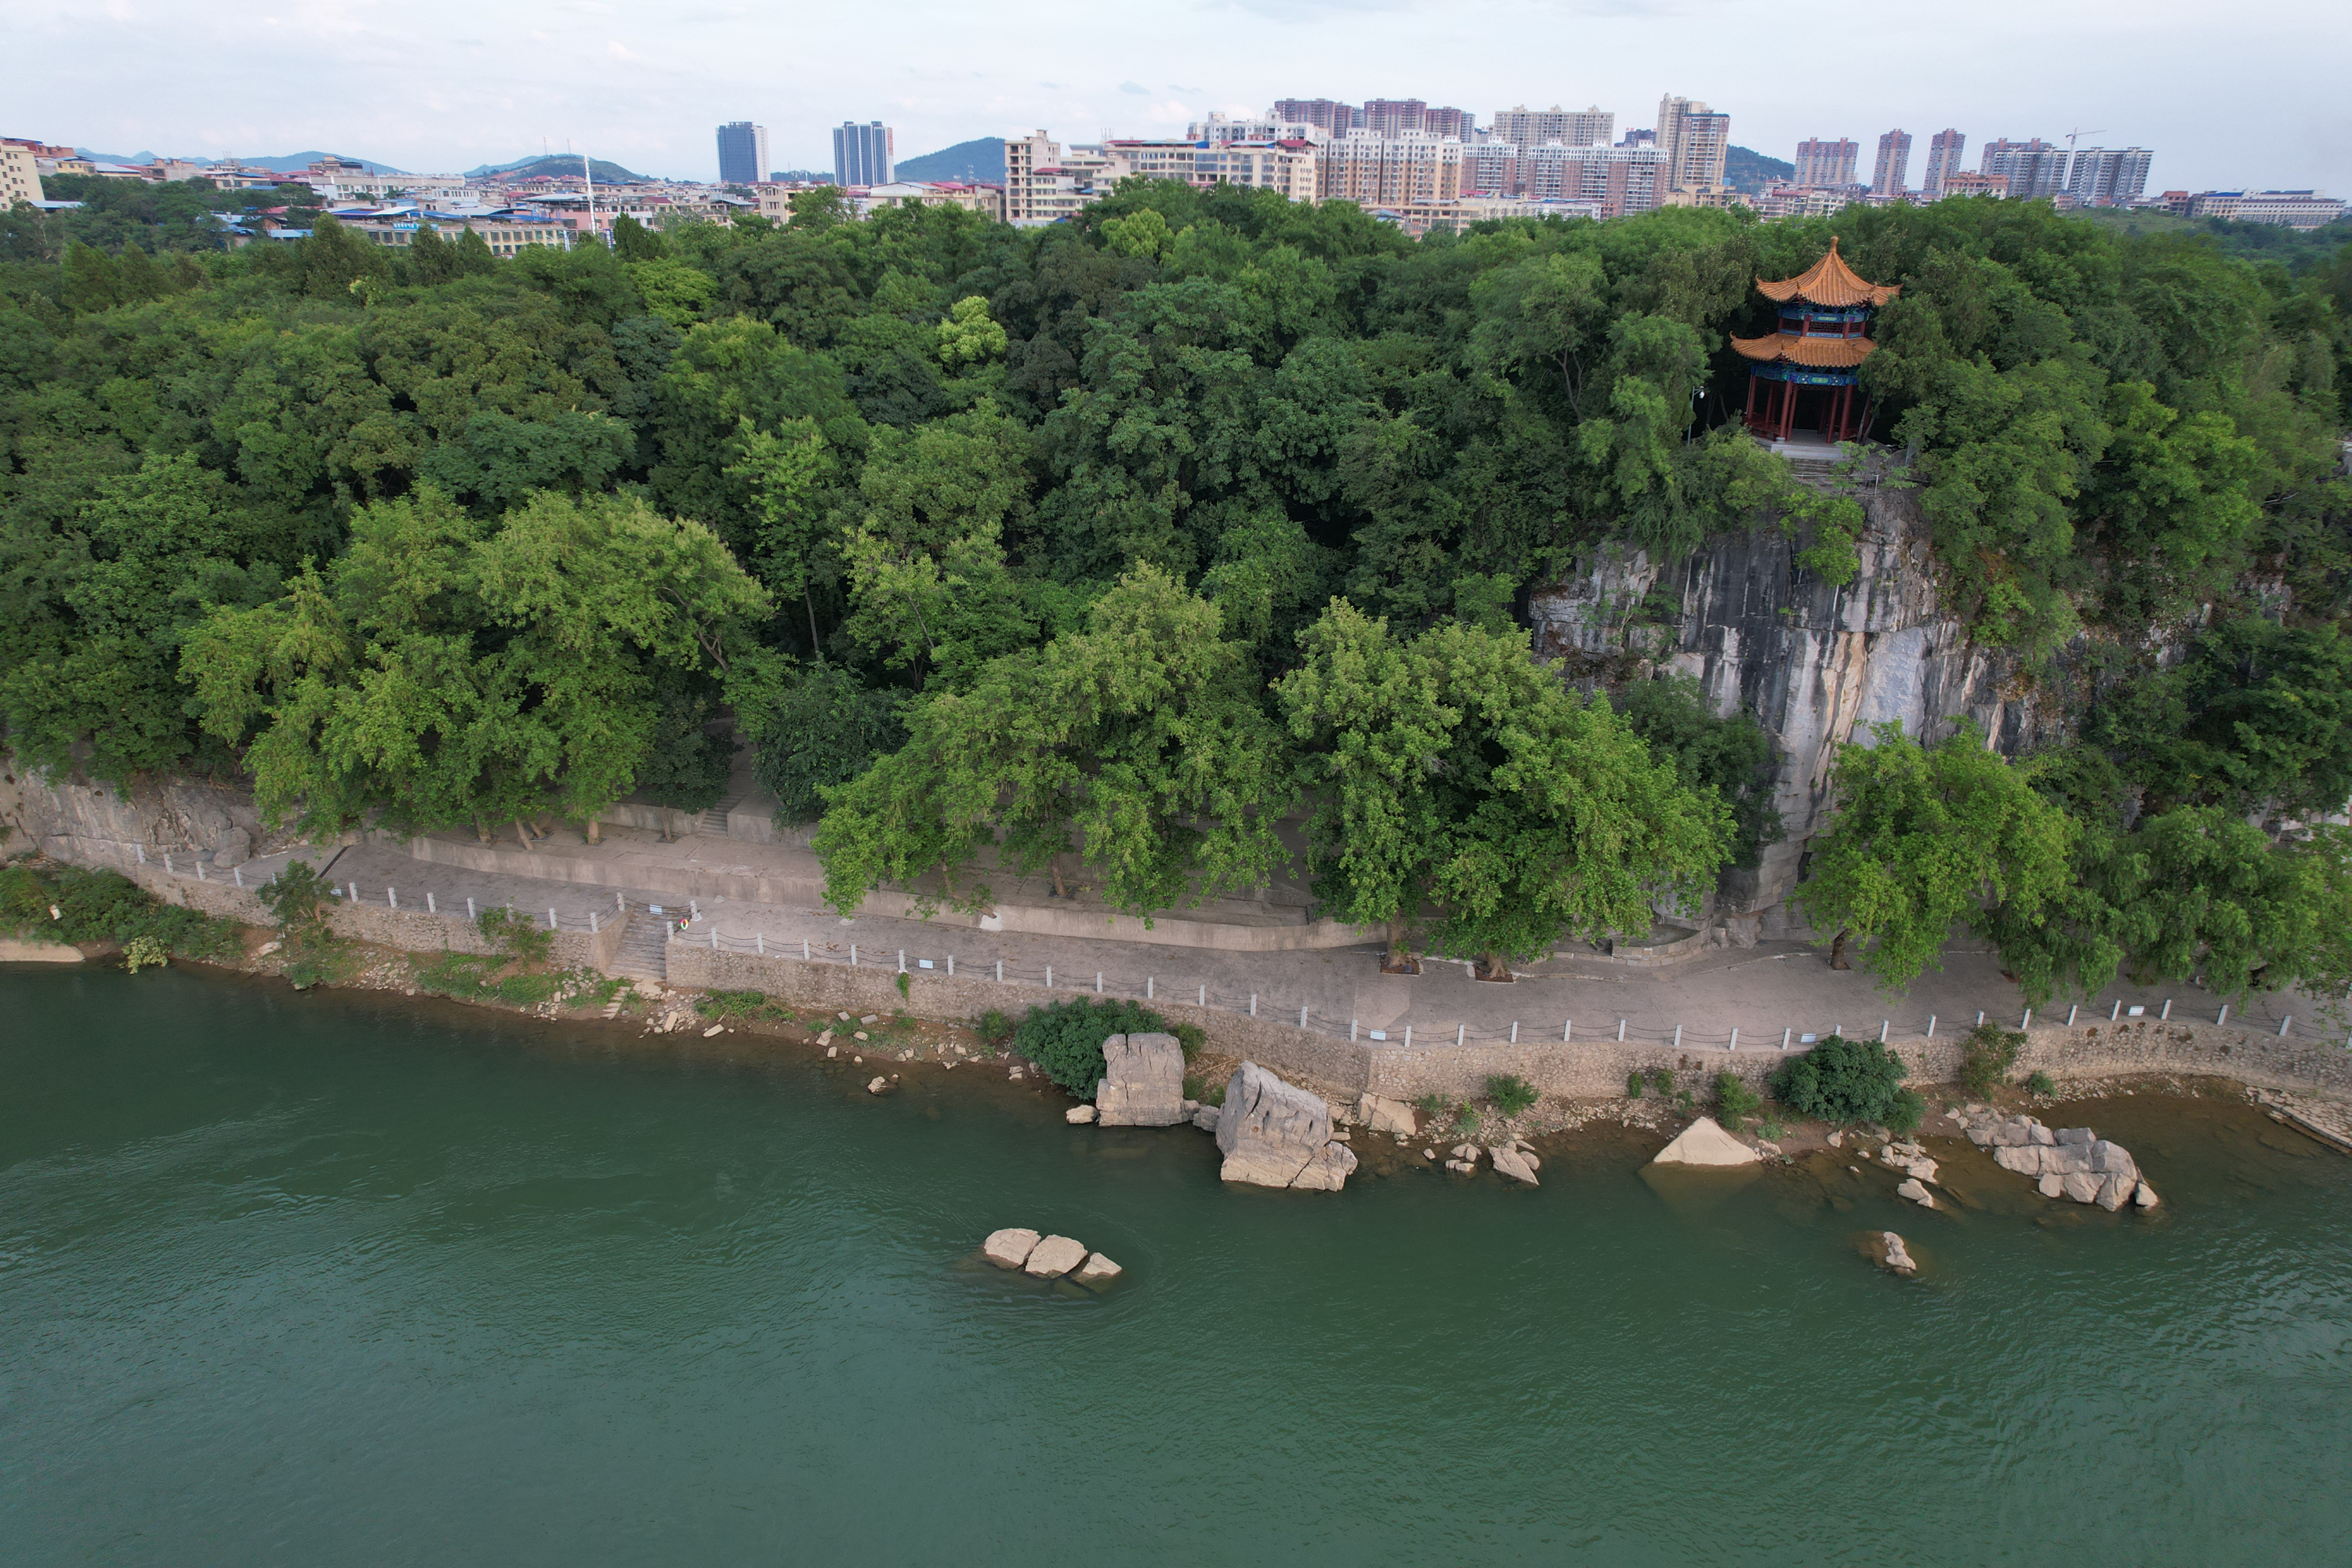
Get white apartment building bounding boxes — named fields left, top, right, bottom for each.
left=1488, top=106, right=1613, bottom=150
left=1318, top=129, right=1465, bottom=208
left=2189, top=190, right=2343, bottom=228
left=1655, top=96, right=1730, bottom=191
left=2061, top=147, right=2153, bottom=207
left=1109, top=137, right=1318, bottom=202
left=1004, top=131, right=1130, bottom=224
left=1525, top=143, right=1667, bottom=218
left=2, top=140, right=43, bottom=205
left=1191, top=113, right=1327, bottom=146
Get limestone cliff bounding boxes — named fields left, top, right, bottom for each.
left=1527, top=487, right=2078, bottom=926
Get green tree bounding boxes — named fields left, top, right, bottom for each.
left=814, top=565, right=1291, bottom=920
left=1792, top=722, right=2074, bottom=987
left=1276, top=601, right=1730, bottom=976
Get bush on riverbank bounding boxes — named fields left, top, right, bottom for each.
left=1017, top=997, right=1180, bottom=1094
left=1715, top=1072, right=1762, bottom=1128
left=0, top=860, right=238, bottom=961
left=1960, top=1022, right=2026, bottom=1094
left=1769, top=1034, right=1924, bottom=1133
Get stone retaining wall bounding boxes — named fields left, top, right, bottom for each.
left=136, top=866, right=625, bottom=972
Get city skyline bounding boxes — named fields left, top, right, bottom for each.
left=8, top=0, right=2343, bottom=194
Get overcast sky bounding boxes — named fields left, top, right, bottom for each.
left=15, top=0, right=2348, bottom=194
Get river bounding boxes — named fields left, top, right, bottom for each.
left=4, top=965, right=2347, bottom=1563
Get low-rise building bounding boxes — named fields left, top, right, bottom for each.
left=2, top=139, right=44, bottom=205
left=2187, top=190, right=2343, bottom=228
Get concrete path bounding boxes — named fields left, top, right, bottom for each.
left=293, top=833, right=2340, bottom=1054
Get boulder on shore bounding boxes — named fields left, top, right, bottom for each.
left=982, top=1229, right=1040, bottom=1269
left=1095, top=1033, right=1187, bottom=1126
left=1065, top=1104, right=1098, bottom=1123
left=1214, top=1062, right=1354, bottom=1191
left=1491, top=1145, right=1540, bottom=1185
left=1651, top=1116, right=1759, bottom=1167
left=1191, top=1104, right=1221, bottom=1133
left=1356, top=1094, right=1419, bottom=1136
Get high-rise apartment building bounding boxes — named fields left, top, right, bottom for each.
left=1872, top=129, right=1911, bottom=195
left=1919, top=129, right=1966, bottom=198
left=1654, top=96, right=1729, bottom=191
left=1002, top=130, right=1126, bottom=223
left=1362, top=99, right=1427, bottom=137
left=1272, top=99, right=1363, bottom=136
left=715, top=122, right=770, bottom=187
left=1195, top=112, right=1327, bottom=145
left=1980, top=139, right=2067, bottom=199
left=1489, top=105, right=1614, bottom=150
left=1794, top=138, right=1860, bottom=188
left=1318, top=129, right=1466, bottom=208
left=1424, top=106, right=1474, bottom=140
left=832, top=121, right=895, bottom=187
left=2062, top=147, right=2153, bottom=207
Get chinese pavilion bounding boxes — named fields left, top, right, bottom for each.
left=1731, top=236, right=1898, bottom=444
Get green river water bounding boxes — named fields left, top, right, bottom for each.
left=4, top=965, right=2349, bottom=1564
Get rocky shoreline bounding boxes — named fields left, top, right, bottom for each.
left=23, top=920, right=2350, bottom=1207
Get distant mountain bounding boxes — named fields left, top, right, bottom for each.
left=465, top=154, right=644, bottom=183
left=893, top=137, right=1006, bottom=184
left=1723, top=144, right=1795, bottom=194
left=77, top=149, right=412, bottom=174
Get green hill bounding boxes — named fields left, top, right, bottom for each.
left=1723, top=145, right=1794, bottom=194
left=466, top=154, right=645, bottom=183
left=893, top=138, right=1006, bottom=184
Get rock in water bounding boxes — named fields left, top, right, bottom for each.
left=1491, top=1145, right=1541, bottom=1185
left=982, top=1229, right=1040, bottom=1269
left=1650, top=1116, right=1759, bottom=1167
left=1073, top=1251, right=1123, bottom=1287
left=2133, top=1181, right=2160, bottom=1209
left=1214, top=1062, right=1352, bottom=1190
left=1290, top=1142, right=1359, bottom=1192
left=1356, top=1094, right=1419, bottom=1136
left=1065, top=1104, right=1098, bottom=1124
left=866, top=1076, right=889, bottom=1094
left=1023, top=1235, right=1088, bottom=1277
left=1880, top=1232, right=1917, bottom=1275
left=1191, top=1105, right=1221, bottom=1133
left=1896, top=1178, right=1934, bottom=1207
left=1095, top=1033, right=1187, bottom=1126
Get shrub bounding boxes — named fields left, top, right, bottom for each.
left=1486, top=1074, right=1537, bottom=1117
left=1959, top=1022, right=2025, bottom=1094
left=1627, top=1070, right=1645, bottom=1099
left=973, top=1009, right=1015, bottom=1053
left=1647, top=1067, right=1674, bottom=1096
left=1769, top=1034, right=1924, bottom=1133
left=1171, top=1021, right=1205, bottom=1059
left=895, top=970, right=910, bottom=1000
left=122, top=934, right=170, bottom=972
left=1, top=861, right=237, bottom=959
left=1014, top=996, right=1174, bottom=1095
left=476, top=904, right=555, bottom=964
left=696, top=989, right=776, bottom=1021
left=1715, top=1072, right=1762, bottom=1127
left=2025, top=1070, right=2057, bottom=1097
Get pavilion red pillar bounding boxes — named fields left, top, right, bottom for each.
left=1744, top=374, right=1759, bottom=424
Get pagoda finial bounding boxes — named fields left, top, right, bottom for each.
left=1828, top=234, right=1841, bottom=253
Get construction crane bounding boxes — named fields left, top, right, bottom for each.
left=2063, top=127, right=2107, bottom=151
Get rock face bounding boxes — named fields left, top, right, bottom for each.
left=1214, top=1062, right=1356, bottom=1191
left=1961, top=1110, right=2154, bottom=1212
left=1651, top=1116, right=1759, bottom=1167
left=982, top=1229, right=1040, bottom=1269
left=1094, top=1033, right=1187, bottom=1127
left=1023, top=1235, right=1089, bottom=1278
left=1526, top=488, right=2073, bottom=920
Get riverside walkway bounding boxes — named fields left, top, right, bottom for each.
left=216, top=827, right=2344, bottom=1058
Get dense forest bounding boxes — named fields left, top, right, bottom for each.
left=4, top=180, right=2350, bottom=996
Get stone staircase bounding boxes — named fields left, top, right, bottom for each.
left=699, top=798, right=737, bottom=837
left=612, top=908, right=670, bottom=984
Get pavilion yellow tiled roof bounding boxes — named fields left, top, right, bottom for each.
left=1752, top=235, right=1900, bottom=308
left=1728, top=332, right=1878, bottom=368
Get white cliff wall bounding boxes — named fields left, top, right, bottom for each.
left=1527, top=488, right=2072, bottom=924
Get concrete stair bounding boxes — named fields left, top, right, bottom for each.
left=699, top=798, right=737, bottom=837
left=612, top=909, right=670, bottom=982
